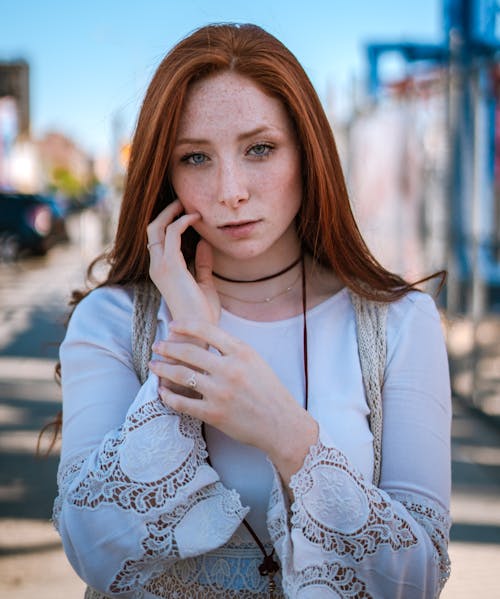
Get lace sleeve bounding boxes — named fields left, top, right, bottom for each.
left=53, top=286, right=249, bottom=595
left=266, top=293, right=451, bottom=598
left=54, top=374, right=248, bottom=595
left=54, top=285, right=249, bottom=598
left=267, top=429, right=451, bottom=599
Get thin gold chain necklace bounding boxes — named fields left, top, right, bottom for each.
left=217, top=270, right=301, bottom=304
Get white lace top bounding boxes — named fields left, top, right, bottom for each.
left=54, top=286, right=451, bottom=598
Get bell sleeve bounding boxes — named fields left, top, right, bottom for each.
left=53, top=286, right=248, bottom=597
left=267, top=292, right=452, bottom=599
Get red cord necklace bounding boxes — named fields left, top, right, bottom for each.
left=202, top=255, right=309, bottom=597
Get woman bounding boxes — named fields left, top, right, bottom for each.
left=54, top=23, right=451, bottom=598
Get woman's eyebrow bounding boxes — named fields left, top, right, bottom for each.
left=236, top=126, right=278, bottom=141
left=176, top=126, right=281, bottom=146
left=175, top=136, right=209, bottom=146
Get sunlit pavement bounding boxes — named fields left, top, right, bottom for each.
left=0, top=212, right=102, bottom=597
left=0, top=212, right=499, bottom=598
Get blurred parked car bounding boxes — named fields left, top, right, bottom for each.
left=0, top=192, right=69, bottom=259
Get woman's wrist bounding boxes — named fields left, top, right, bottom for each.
left=267, top=412, right=318, bottom=487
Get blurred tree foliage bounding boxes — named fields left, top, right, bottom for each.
left=50, top=166, right=85, bottom=196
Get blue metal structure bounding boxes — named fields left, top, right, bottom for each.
left=367, top=43, right=446, bottom=97
left=366, top=0, right=500, bottom=310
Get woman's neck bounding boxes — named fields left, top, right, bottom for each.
left=211, top=240, right=302, bottom=284
left=216, top=260, right=301, bottom=303
left=214, top=254, right=344, bottom=322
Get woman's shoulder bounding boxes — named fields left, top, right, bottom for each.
left=385, top=290, right=445, bottom=355
left=74, top=284, right=134, bottom=315
left=61, top=285, right=141, bottom=378
left=349, top=288, right=440, bottom=326
left=66, top=284, right=135, bottom=340
left=387, top=290, right=441, bottom=326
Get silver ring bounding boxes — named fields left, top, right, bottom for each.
left=147, top=241, right=162, bottom=249
left=187, top=373, right=197, bottom=389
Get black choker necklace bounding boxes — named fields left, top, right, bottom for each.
left=212, top=255, right=302, bottom=283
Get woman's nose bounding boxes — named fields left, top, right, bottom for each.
left=217, top=162, right=249, bottom=208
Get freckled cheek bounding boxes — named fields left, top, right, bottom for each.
left=258, top=166, right=302, bottom=201
left=172, top=176, right=215, bottom=215
left=285, top=164, right=303, bottom=202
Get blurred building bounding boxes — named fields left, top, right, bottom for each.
left=340, top=0, right=500, bottom=314
left=0, top=60, right=30, bottom=136
left=0, top=62, right=32, bottom=191
left=0, top=96, right=18, bottom=188
left=0, top=59, right=95, bottom=196
left=340, top=0, right=500, bottom=419
left=37, top=131, right=94, bottom=195
left=346, top=72, right=448, bottom=284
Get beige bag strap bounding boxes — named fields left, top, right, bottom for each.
left=131, top=281, right=161, bottom=384
left=348, top=292, right=388, bottom=486
left=84, top=587, right=110, bottom=599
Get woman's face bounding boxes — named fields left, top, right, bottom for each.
left=170, top=71, right=303, bottom=267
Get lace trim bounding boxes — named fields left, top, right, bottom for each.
left=109, top=484, right=248, bottom=594
left=145, top=576, right=285, bottom=599
left=144, top=536, right=283, bottom=597
left=65, top=397, right=210, bottom=514
left=292, top=562, right=373, bottom=598
left=267, top=477, right=290, bottom=548
left=392, top=491, right=452, bottom=594
left=53, top=451, right=89, bottom=529
left=289, top=439, right=417, bottom=560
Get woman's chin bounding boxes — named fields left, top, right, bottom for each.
left=211, top=244, right=272, bottom=265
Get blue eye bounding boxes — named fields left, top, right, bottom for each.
left=249, top=143, right=273, bottom=157
left=182, top=153, right=207, bottom=165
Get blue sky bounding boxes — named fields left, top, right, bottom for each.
left=1, top=0, right=442, bottom=156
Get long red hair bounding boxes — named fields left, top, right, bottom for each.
left=39, top=23, right=442, bottom=453
left=100, top=22, right=436, bottom=298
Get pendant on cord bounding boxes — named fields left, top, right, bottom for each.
left=258, top=550, right=280, bottom=597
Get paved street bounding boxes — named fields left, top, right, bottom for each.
left=0, top=213, right=102, bottom=597
left=0, top=213, right=499, bottom=598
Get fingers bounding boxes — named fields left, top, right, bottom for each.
left=195, top=239, right=215, bottom=287
left=162, top=213, right=200, bottom=258
left=168, top=320, right=240, bottom=356
left=146, top=200, right=201, bottom=260
left=150, top=360, right=212, bottom=394
left=158, top=385, right=211, bottom=421
left=152, top=339, right=218, bottom=373
left=146, top=199, right=183, bottom=244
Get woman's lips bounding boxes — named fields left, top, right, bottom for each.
left=219, top=220, right=261, bottom=238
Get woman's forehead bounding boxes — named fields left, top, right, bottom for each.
left=178, top=72, right=292, bottom=138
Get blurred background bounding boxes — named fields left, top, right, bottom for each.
left=0, top=0, right=499, bottom=597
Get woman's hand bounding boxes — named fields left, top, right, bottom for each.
left=149, top=319, right=319, bottom=484
left=147, top=200, right=220, bottom=325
